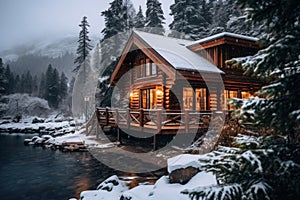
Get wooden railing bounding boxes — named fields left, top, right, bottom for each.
left=94, top=107, right=223, bottom=134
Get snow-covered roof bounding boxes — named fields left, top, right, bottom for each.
left=134, top=31, right=223, bottom=74
left=187, top=32, right=258, bottom=47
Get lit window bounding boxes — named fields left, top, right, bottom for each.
left=183, top=88, right=193, bottom=110
left=196, top=88, right=207, bottom=110
left=224, top=90, right=238, bottom=110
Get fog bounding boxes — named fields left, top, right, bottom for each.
left=0, top=0, right=173, bottom=51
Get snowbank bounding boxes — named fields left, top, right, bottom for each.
left=78, top=154, right=217, bottom=200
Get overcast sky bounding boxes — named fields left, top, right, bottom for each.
left=0, top=0, right=174, bottom=51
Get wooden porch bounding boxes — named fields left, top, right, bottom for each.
left=86, top=107, right=226, bottom=149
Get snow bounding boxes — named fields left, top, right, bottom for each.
left=80, top=175, right=128, bottom=200
left=134, top=30, right=224, bottom=74
left=79, top=153, right=217, bottom=200
left=167, top=154, right=204, bottom=173
left=0, top=93, right=50, bottom=117
left=80, top=172, right=216, bottom=200
left=187, top=31, right=258, bottom=47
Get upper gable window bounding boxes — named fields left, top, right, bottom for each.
left=138, top=57, right=157, bottom=78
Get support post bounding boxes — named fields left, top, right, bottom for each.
left=157, top=109, right=162, bottom=131
left=105, top=107, right=109, bottom=126
left=117, top=128, right=121, bottom=144
left=96, top=123, right=99, bottom=139
left=153, top=134, right=157, bottom=151
left=139, top=108, right=144, bottom=127
left=126, top=109, right=130, bottom=129
left=184, top=110, right=190, bottom=134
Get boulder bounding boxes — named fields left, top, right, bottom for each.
left=169, top=166, right=199, bottom=184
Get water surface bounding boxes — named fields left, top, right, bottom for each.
left=0, top=134, right=119, bottom=200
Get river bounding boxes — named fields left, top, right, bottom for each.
left=0, top=134, right=120, bottom=200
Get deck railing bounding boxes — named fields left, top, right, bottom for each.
left=94, top=107, right=225, bottom=134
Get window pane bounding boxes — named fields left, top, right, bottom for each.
left=242, top=91, right=251, bottom=99
left=151, top=63, right=157, bottom=75
left=146, top=62, right=150, bottom=76
left=224, top=90, right=238, bottom=110
left=140, top=58, right=145, bottom=77
left=196, top=88, right=206, bottom=110
left=183, top=88, right=193, bottom=110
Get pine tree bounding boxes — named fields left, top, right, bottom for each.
left=32, top=75, right=38, bottom=96
left=4, top=64, right=13, bottom=94
left=38, top=73, right=46, bottom=98
left=59, top=72, right=68, bottom=102
left=99, top=0, right=136, bottom=107
left=24, top=71, right=33, bottom=94
left=134, top=6, right=146, bottom=28
left=14, top=75, right=20, bottom=93
left=74, top=16, right=93, bottom=73
left=0, top=58, right=6, bottom=96
left=229, top=0, right=300, bottom=143
left=183, top=134, right=300, bottom=200
left=145, top=0, right=165, bottom=35
left=186, top=1, right=300, bottom=199
left=45, top=64, right=60, bottom=108
left=101, top=0, right=129, bottom=40
left=169, top=0, right=210, bottom=40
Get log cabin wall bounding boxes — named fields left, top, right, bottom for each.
left=188, top=36, right=262, bottom=110
left=121, top=50, right=176, bottom=110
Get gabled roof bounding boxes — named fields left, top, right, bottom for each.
left=134, top=31, right=223, bottom=74
left=187, top=32, right=258, bottom=47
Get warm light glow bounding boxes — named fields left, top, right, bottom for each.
left=129, top=92, right=134, bottom=97
left=156, top=89, right=163, bottom=96
left=84, top=96, right=90, bottom=102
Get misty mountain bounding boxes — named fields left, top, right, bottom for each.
left=0, top=35, right=99, bottom=79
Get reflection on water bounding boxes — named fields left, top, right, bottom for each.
left=0, top=134, right=120, bottom=200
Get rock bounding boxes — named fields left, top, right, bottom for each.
left=32, top=118, right=45, bottom=124
left=0, top=120, right=10, bottom=125
left=169, top=167, right=199, bottom=184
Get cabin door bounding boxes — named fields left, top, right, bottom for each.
left=140, top=88, right=156, bottom=109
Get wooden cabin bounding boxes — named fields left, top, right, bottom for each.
left=91, top=31, right=261, bottom=146
left=110, top=31, right=260, bottom=112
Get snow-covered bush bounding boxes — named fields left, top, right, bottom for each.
left=0, top=93, right=50, bottom=117
left=182, top=134, right=300, bottom=200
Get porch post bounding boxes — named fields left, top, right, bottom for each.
left=139, top=108, right=144, bottom=127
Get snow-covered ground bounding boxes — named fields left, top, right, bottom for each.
left=0, top=114, right=76, bottom=135
left=78, top=155, right=216, bottom=200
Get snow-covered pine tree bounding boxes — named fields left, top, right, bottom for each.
left=74, top=16, right=93, bottom=73
left=182, top=1, right=300, bottom=199
left=145, top=0, right=165, bottom=35
left=228, top=0, right=300, bottom=143
left=134, top=6, right=146, bottom=28
left=98, top=0, right=135, bottom=107
left=169, top=0, right=211, bottom=40
left=182, top=134, right=300, bottom=200
left=101, top=0, right=129, bottom=40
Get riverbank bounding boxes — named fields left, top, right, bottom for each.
left=0, top=115, right=76, bottom=135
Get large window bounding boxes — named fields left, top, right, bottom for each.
left=140, top=88, right=156, bottom=109
left=183, top=88, right=207, bottom=110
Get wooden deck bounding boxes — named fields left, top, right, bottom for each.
left=86, top=107, right=227, bottom=150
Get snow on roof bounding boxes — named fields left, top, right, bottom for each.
left=187, top=32, right=259, bottom=47
left=134, top=31, right=223, bottom=74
